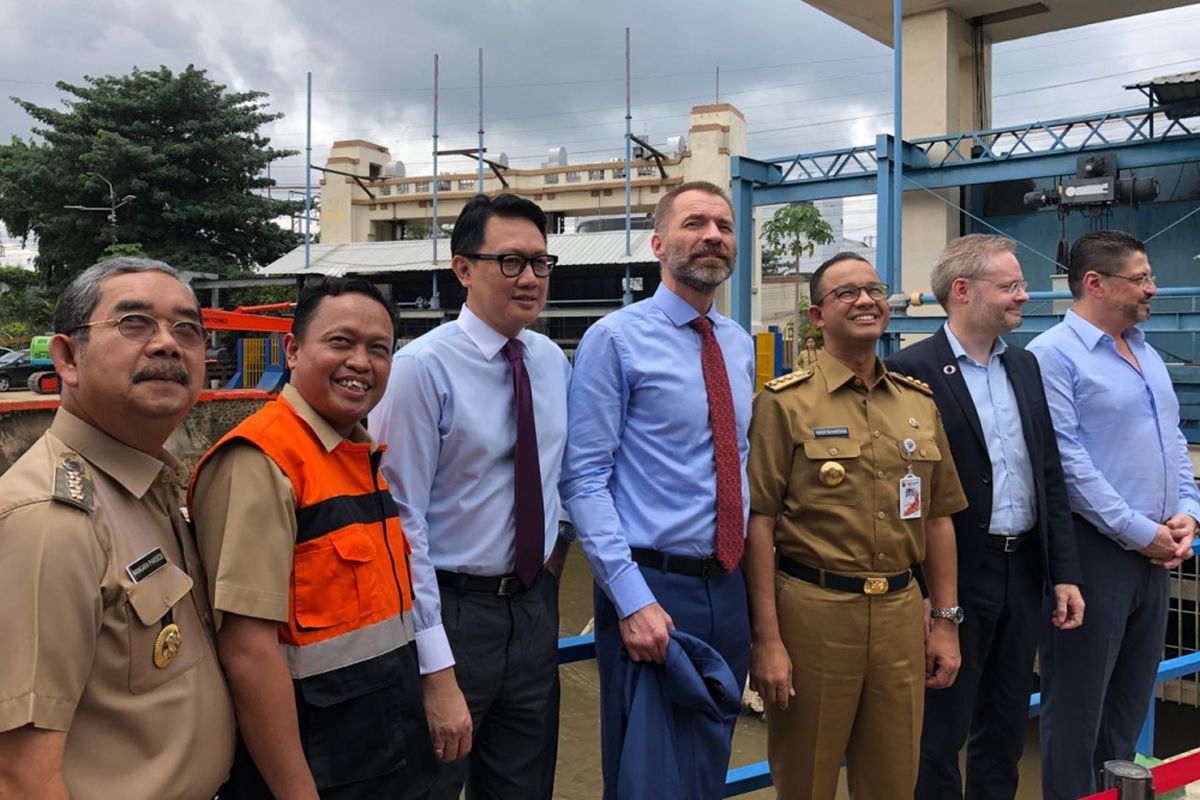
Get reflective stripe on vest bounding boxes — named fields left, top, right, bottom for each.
left=190, top=396, right=416, bottom=680
left=282, top=610, right=416, bottom=680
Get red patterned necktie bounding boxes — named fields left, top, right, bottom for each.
left=503, top=339, right=545, bottom=588
left=687, top=316, right=744, bottom=573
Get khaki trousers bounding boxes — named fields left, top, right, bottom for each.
left=766, top=572, right=925, bottom=800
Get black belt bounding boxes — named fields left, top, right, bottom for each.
left=986, top=532, right=1035, bottom=553
left=778, top=554, right=911, bottom=595
left=436, top=569, right=533, bottom=596
left=630, top=547, right=727, bottom=578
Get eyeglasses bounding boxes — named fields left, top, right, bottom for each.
left=818, top=282, right=890, bottom=304
left=460, top=252, right=559, bottom=278
left=964, top=277, right=1029, bottom=295
left=1093, top=270, right=1156, bottom=289
left=72, top=313, right=208, bottom=349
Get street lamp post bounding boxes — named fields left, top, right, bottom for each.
left=63, top=174, right=135, bottom=243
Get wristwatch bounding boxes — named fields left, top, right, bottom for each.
left=930, top=606, right=964, bottom=625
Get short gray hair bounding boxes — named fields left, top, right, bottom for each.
left=53, top=257, right=197, bottom=339
left=930, top=234, right=1016, bottom=308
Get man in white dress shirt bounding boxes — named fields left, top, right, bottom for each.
left=370, top=193, right=571, bottom=800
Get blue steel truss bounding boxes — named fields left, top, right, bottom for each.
left=730, top=105, right=1200, bottom=331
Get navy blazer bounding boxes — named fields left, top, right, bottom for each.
left=887, top=327, right=1083, bottom=590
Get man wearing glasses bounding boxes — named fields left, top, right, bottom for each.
left=886, top=234, right=1084, bottom=800
left=562, top=181, right=755, bottom=798
left=745, top=252, right=967, bottom=799
left=1029, top=230, right=1198, bottom=800
left=0, top=258, right=235, bottom=798
left=370, top=194, right=571, bottom=799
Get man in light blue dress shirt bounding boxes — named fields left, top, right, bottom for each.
left=561, top=181, right=755, bottom=799
left=370, top=195, right=571, bottom=800
left=887, top=234, right=1084, bottom=800
left=1028, top=230, right=1199, bottom=800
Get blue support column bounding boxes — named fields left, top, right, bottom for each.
left=730, top=158, right=756, bottom=332
left=875, top=134, right=894, bottom=288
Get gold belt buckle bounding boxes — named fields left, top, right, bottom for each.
left=863, top=576, right=889, bottom=595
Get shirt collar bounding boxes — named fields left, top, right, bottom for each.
left=1064, top=308, right=1145, bottom=351
left=816, top=348, right=887, bottom=393
left=652, top=283, right=717, bottom=329
left=943, top=322, right=1006, bottom=364
left=49, top=408, right=176, bottom=498
left=280, top=384, right=375, bottom=453
left=457, top=303, right=528, bottom=362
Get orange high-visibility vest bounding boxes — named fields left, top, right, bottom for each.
left=190, top=395, right=416, bottom=680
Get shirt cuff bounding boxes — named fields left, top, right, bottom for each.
left=1117, top=515, right=1159, bottom=551
left=1175, top=500, right=1200, bottom=527
left=607, top=566, right=656, bottom=620
left=415, top=623, right=455, bottom=675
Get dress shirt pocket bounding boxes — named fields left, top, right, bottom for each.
left=800, top=439, right=861, bottom=506
left=293, top=528, right=384, bottom=629
left=125, top=561, right=203, bottom=694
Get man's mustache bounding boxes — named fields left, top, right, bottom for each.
left=132, top=365, right=191, bottom=385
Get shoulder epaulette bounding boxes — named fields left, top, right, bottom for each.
left=763, top=369, right=813, bottom=393
left=888, top=371, right=933, bottom=396
left=52, top=453, right=95, bottom=512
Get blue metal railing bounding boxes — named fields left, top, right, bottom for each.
left=558, top=543, right=1200, bottom=796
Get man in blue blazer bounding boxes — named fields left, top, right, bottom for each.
left=886, top=234, right=1085, bottom=800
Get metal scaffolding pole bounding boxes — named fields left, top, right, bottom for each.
left=623, top=26, right=633, bottom=305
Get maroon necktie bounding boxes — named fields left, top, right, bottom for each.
left=503, top=339, right=545, bottom=588
left=688, top=316, right=744, bottom=573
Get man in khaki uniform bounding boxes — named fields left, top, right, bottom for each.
left=746, top=252, right=967, bottom=799
left=0, top=258, right=235, bottom=798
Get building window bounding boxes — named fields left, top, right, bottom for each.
left=368, top=163, right=382, bottom=179
left=438, top=180, right=451, bottom=192
left=459, top=179, right=475, bottom=191
left=381, top=184, right=392, bottom=196
left=544, top=173, right=559, bottom=185
left=397, top=183, right=411, bottom=194
left=415, top=181, right=430, bottom=193
left=588, top=169, right=605, bottom=181
left=637, top=166, right=657, bottom=176
left=612, top=167, right=626, bottom=179
left=566, top=171, right=581, bottom=183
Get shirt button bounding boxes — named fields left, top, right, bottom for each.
left=877, top=511, right=886, bottom=520
left=829, top=447, right=839, bottom=455
left=982, top=477, right=990, bottom=484
left=919, top=449, right=928, bottom=457
left=873, top=430, right=881, bottom=439
left=876, top=470, right=885, bottom=478
left=876, top=552, right=886, bottom=561
left=978, top=522, right=987, bottom=530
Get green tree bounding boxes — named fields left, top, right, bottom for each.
left=761, top=203, right=834, bottom=346
left=0, top=266, right=55, bottom=344
left=0, top=66, right=302, bottom=289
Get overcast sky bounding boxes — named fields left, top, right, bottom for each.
left=2, top=0, right=1198, bottom=242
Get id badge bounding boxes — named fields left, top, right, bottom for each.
left=899, top=473, right=922, bottom=520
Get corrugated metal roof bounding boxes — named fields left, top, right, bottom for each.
left=260, top=229, right=658, bottom=277
left=1125, top=70, right=1200, bottom=89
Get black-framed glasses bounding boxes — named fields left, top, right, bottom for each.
left=461, top=252, right=558, bottom=278
left=818, top=282, right=890, bottom=304
left=72, top=313, right=208, bottom=349
left=1093, top=270, right=1156, bottom=289
left=964, top=277, right=1029, bottom=295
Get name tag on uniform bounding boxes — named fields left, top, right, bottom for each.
left=899, top=474, right=922, bottom=520
left=126, top=548, right=168, bottom=583
left=813, top=426, right=850, bottom=438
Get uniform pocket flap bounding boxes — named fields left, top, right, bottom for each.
left=298, top=649, right=400, bottom=708
left=332, top=530, right=376, bottom=562
left=802, top=439, right=861, bottom=460
left=898, top=439, right=942, bottom=461
left=126, top=562, right=194, bottom=626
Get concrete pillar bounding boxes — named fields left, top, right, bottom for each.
left=900, top=8, right=991, bottom=310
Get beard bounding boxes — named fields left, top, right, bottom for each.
left=665, top=246, right=735, bottom=291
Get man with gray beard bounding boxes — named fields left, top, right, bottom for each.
left=562, top=181, right=755, bottom=798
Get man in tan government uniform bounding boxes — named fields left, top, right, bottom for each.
left=0, top=257, right=235, bottom=799
left=746, top=251, right=968, bottom=800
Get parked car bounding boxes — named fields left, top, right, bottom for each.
left=0, top=350, right=41, bottom=391
left=0, top=347, right=12, bottom=358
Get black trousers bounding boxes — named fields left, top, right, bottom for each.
left=428, top=569, right=561, bottom=800
left=915, top=536, right=1042, bottom=800
left=1039, top=515, right=1168, bottom=800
